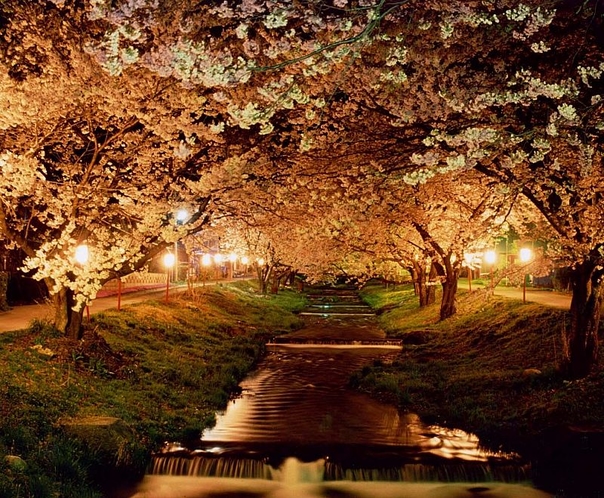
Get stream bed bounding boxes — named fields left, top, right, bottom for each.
left=118, top=288, right=553, bottom=498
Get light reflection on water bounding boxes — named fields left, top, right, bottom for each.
left=201, top=346, right=501, bottom=463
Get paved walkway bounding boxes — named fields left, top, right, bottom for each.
left=457, top=281, right=571, bottom=310
left=0, top=279, right=240, bottom=334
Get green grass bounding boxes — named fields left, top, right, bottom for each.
left=0, top=281, right=306, bottom=497
left=356, top=282, right=604, bottom=453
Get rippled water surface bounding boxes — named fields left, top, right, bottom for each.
left=118, top=290, right=552, bottom=498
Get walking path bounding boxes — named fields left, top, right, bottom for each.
left=0, top=279, right=240, bottom=334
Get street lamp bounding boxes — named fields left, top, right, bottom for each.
left=214, top=253, right=224, bottom=279
left=519, top=248, right=532, bottom=303
left=228, top=252, right=237, bottom=279
left=241, top=255, right=249, bottom=276
left=201, top=253, right=212, bottom=286
left=74, top=244, right=89, bottom=265
left=484, top=250, right=497, bottom=290
left=174, top=209, right=188, bottom=282
left=163, top=252, right=176, bottom=302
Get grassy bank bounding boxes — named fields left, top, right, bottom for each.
left=0, top=281, right=306, bottom=497
left=355, top=283, right=604, bottom=453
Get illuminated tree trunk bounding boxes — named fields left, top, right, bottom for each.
left=257, top=264, right=272, bottom=295
left=440, top=276, right=458, bottom=320
left=50, top=285, right=85, bottom=340
left=411, top=261, right=429, bottom=307
left=565, top=261, right=602, bottom=379
left=434, top=257, right=460, bottom=321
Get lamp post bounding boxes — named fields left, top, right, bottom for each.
left=519, top=248, right=532, bottom=303
left=74, top=244, right=90, bottom=320
left=163, top=252, right=176, bottom=303
left=228, top=252, right=237, bottom=279
left=214, top=253, right=223, bottom=279
left=484, top=250, right=497, bottom=290
left=174, top=209, right=188, bottom=282
left=201, top=253, right=212, bottom=286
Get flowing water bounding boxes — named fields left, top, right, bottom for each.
left=119, top=288, right=553, bottom=498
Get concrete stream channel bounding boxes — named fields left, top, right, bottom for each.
left=117, top=287, right=552, bottom=498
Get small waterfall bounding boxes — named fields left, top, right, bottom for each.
left=149, top=452, right=531, bottom=484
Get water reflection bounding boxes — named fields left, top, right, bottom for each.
left=122, top=291, right=551, bottom=498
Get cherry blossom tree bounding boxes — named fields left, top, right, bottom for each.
left=0, top=2, right=231, bottom=337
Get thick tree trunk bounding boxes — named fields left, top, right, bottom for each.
left=436, top=258, right=460, bottom=321
left=565, top=262, right=602, bottom=379
left=52, top=286, right=85, bottom=340
left=440, top=276, right=458, bottom=320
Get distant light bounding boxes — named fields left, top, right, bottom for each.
left=214, top=253, right=223, bottom=264
left=75, top=245, right=89, bottom=265
left=257, top=258, right=265, bottom=266
left=241, top=256, right=249, bottom=265
left=228, top=252, right=237, bottom=262
left=164, top=253, right=176, bottom=268
left=519, top=248, right=532, bottom=262
left=176, top=209, right=188, bottom=223
left=202, top=253, right=212, bottom=266
left=484, top=250, right=497, bottom=265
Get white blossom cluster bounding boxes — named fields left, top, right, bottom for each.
left=505, top=5, right=555, bottom=40
left=472, top=71, right=577, bottom=110
left=437, top=5, right=554, bottom=44
left=578, top=63, right=604, bottom=87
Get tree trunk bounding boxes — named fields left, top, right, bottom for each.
left=257, top=265, right=271, bottom=295
left=440, top=276, right=458, bottom=320
left=565, top=261, right=602, bottom=379
left=436, top=258, right=460, bottom=321
left=412, top=262, right=429, bottom=307
left=52, top=286, right=85, bottom=340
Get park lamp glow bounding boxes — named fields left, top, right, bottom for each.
left=519, top=248, right=532, bottom=263
left=240, top=256, right=249, bottom=265
left=163, top=252, right=176, bottom=269
left=484, top=250, right=497, bottom=265
left=74, top=244, right=89, bottom=265
left=202, top=253, right=212, bottom=266
left=175, top=209, right=189, bottom=224
left=228, top=252, right=237, bottom=263
left=214, top=253, right=223, bottom=264
left=163, top=252, right=176, bottom=302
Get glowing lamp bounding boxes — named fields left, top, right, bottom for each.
left=163, top=253, right=176, bottom=268
left=484, top=250, right=497, bottom=265
left=75, top=245, right=89, bottom=265
left=519, top=248, right=532, bottom=262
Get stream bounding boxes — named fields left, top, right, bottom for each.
left=119, top=287, right=553, bottom=498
